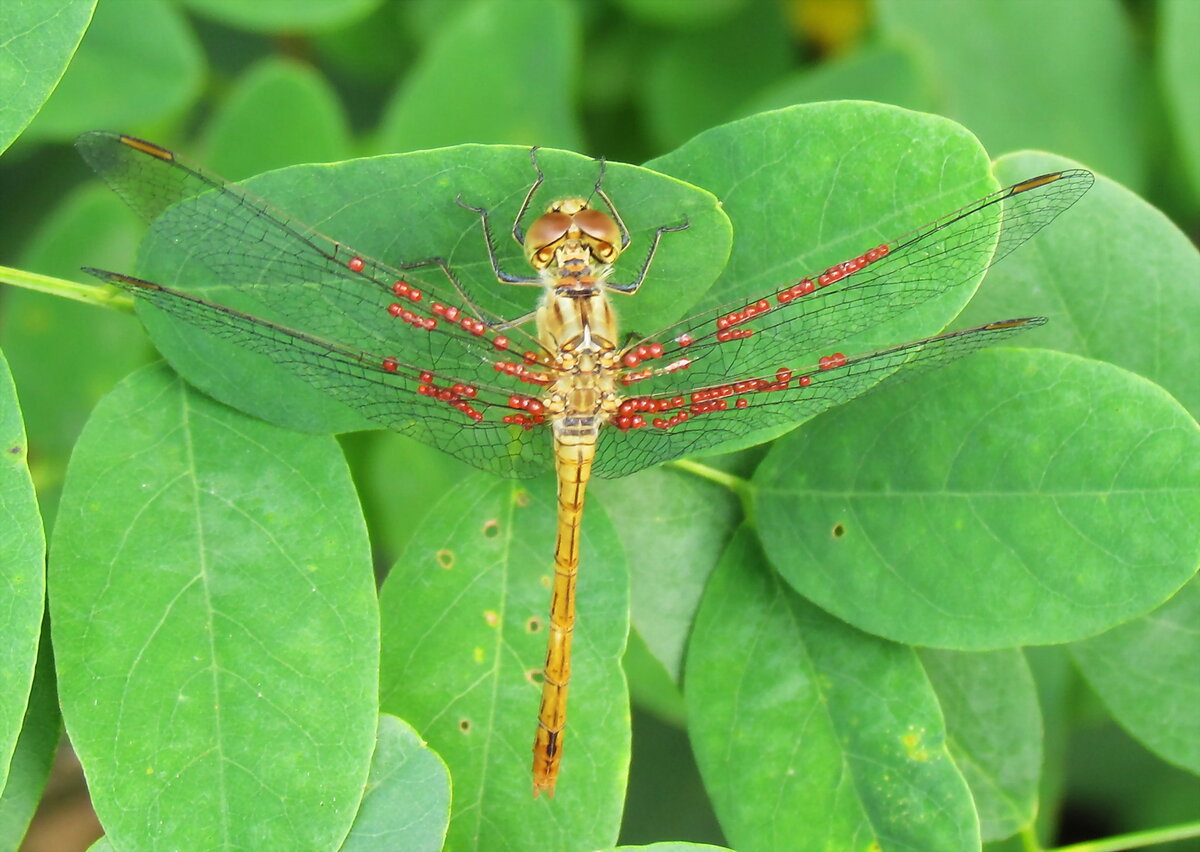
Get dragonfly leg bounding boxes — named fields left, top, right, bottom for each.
left=605, top=219, right=690, bottom=294
left=455, top=194, right=542, bottom=286
left=591, top=161, right=633, bottom=251
left=510, top=146, right=546, bottom=248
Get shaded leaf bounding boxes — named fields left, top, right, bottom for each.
left=686, top=529, right=977, bottom=852
left=1070, top=576, right=1200, bottom=776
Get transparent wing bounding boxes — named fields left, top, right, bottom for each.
left=594, top=317, right=1046, bottom=477
left=89, top=269, right=553, bottom=478
left=76, top=131, right=547, bottom=390
left=615, top=170, right=1092, bottom=397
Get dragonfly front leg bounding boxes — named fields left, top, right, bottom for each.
left=455, top=195, right=542, bottom=286
left=604, top=219, right=690, bottom=295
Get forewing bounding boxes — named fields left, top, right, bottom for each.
left=615, top=170, right=1093, bottom=398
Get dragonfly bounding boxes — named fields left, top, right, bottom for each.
left=76, top=131, right=1093, bottom=797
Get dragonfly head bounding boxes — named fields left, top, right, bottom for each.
left=525, top=198, right=623, bottom=272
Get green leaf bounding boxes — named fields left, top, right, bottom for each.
left=28, top=0, right=204, bottom=140
left=920, top=649, right=1040, bottom=841
left=593, top=465, right=741, bottom=681
left=0, top=616, right=58, bottom=848
left=961, top=152, right=1200, bottom=419
left=753, top=349, right=1200, bottom=649
left=181, top=0, right=380, bottom=33
left=340, top=715, right=451, bottom=852
left=126, top=144, right=728, bottom=438
left=0, top=0, right=94, bottom=154
left=740, top=42, right=932, bottom=118
left=1159, top=0, right=1200, bottom=200
left=610, top=844, right=735, bottom=852
left=615, top=0, right=747, bottom=29
left=648, top=102, right=997, bottom=368
left=379, top=473, right=630, bottom=849
left=641, top=0, right=793, bottom=151
left=0, top=352, right=45, bottom=797
left=877, top=0, right=1148, bottom=189
left=48, top=363, right=378, bottom=850
left=686, top=530, right=978, bottom=852
left=376, top=0, right=584, bottom=152
left=1070, top=576, right=1200, bottom=775
left=1, top=183, right=147, bottom=519
left=201, top=57, right=353, bottom=181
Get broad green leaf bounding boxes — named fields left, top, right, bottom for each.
left=962, top=152, right=1200, bottom=419
left=0, top=352, right=45, bottom=797
left=611, top=844, right=735, bottom=852
left=1159, top=0, right=1200, bottom=200
left=376, top=0, right=583, bottom=152
left=920, top=649, right=1040, bottom=841
left=878, top=0, right=1147, bottom=189
left=126, top=145, right=728, bottom=438
left=379, top=473, right=630, bottom=850
left=615, top=0, right=746, bottom=29
left=28, top=0, right=203, bottom=140
left=0, top=0, right=94, bottom=154
left=649, top=102, right=996, bottom=364
left=49, top=363, right=377, bottom=850
left=1, top=183, right=147, bottom=519
left=641, top=0, right=792, bottom=151
left=594, top=465, right=741, bottom=681
left=754, top=349, right=1200, bottom=649
left=340, top=715, right=451, bottom=852
left=622, top=628, right=686, bottom=726
left=201, top=57, right=353, bottom=180
left=686, top=530, right=978, bottom=852
left=740, top=42, right=932, bottom=118
left=0, top=619, right=59, bottom=849
left=1070, top=576, right=1200, bottom=776
left=182, top=0, right=380, bottom=33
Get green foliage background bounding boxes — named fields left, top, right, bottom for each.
left=0, top=1, right=1197, bottom=851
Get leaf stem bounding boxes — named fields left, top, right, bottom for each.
left=0, top=265, right=133, bottom=312
left=1046, top=821, right=1200, bottom=852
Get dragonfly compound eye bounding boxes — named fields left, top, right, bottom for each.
left=526, top=211, right=572, bottom=267
left=574, top=208, right=622, bottom=261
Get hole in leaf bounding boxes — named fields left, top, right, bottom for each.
left=459, top=718, right=472, bottom=734
left=526, top=669, right=544, bottom=685
left=482, top=519, right=500, bottom=538
left=832, top=523, right=846, bottom=539
left=436, top=549, right=455, bottom=570
left=526, top=616, right=542, bottom=633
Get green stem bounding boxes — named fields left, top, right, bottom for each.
left=1047, top=821, right=1200, bottom=852
left=667, top=457, right=756, bottom=524
left=0, top=265, right=133, bottom=312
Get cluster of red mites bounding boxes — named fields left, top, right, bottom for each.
left=615, top=366, right=801, bottom=431
left=417, top=371, right=483, bottom=422
left=715, top=299, right=770, bottom=343
left=430, top=302, right=488, bottom=337
left=392, top=280, right=423, bottom=302
left=818, top=244, right=889, bottom=287
left=388, top=302, right=436, bottom=330
left=818, top=353, right=848, bottom=371
left=504, top=395, right=546, bottom=429
left=776, top=278, right=816, bottom=303
left=494, top=359, right=550, bottom=385
left=622, top=341, right=665, bottom=368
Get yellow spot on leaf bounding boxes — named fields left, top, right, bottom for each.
left=473, top=647, right=485, bottom=663
left=902, top=728, right=930, bottom=762
left=484, top=610, right=499, bottom=627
